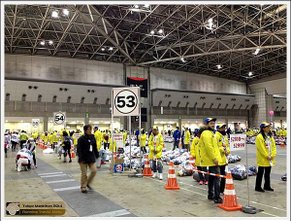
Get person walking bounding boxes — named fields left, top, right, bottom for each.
left=255, top=122, right=277, bottom=192
left=19, top=130, right=29, bottom=149
left=172, top=127, right=181, bottom=151
left=62, top=131, right=72, bottom=163
left=77, top=125, right=99, bottom=193
left=215, top=123, right=230, bottom=195
left=190, top=127, right=208, bottom=185
left=27, top=138, right=37, bottom=168
left=199, top=117, right=222, bottom=203
left=184, top=127, right=191, bottom=152
left=11, top=131, right=19, bottom=152
left=139, top=129, right=147, bottom=154
left=148, top=127, right=164, bottom=180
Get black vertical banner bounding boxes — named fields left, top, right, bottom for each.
left=126, top=77, right=148, bottom=97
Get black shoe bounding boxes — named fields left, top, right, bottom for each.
left=214, top=197, right=223, bottom=204
left=255, top=188, right=265, bottom=192
left=63, top=160, right=66, bottom=163
left=87, top=184, right=92, bottom=190
left=69, top=159, right=72, bottom=163
left=208, top=195, right=214, bottom=200
left=264, top=187, right=274, bottom=191
left=81, top=189, right=88, bottom=193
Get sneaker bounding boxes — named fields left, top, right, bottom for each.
left=69, top=159, right=72, bottom=163
left=204, top=181, right=208, bottom=185
left=81, top=189, right=88, bottom=194
left=208, top=195, right=214, bottom=200
left=63, top=160, right=66, bottom=163
left=159, top=173, right=163, bottom=180
left=199, top=181, right=203, bottom=185
left=214, top=197, right=223, bottom=204
left=152, top=173, right=157, bottom=178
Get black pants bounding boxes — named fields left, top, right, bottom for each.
left=219, top=165, right=226, bottom=193
left=5, top=147, right=8, bottom=157
left=197, top=166, right=208, bottom=182
left=104, top=143, right=109, bottom=150
left=208, top=166, right=220, bottom=200
left=20, top=140, right=26, bottom=149
left=64, top=147, right=71, bottom=161
left=141, top=146, right=147, bottom=153
left=172, top=140, right=179, bottom=151
left=184, top=144, right=190, bottom=152
left=11, top=141, right=17, bottom=151
left=32, top=152, right=37, bottom=166
left=255, top=166, right=272, bottom=189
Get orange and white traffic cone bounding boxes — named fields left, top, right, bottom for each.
left=164, top=161, right=180, bottom=190
left=143, top=155, right=153, bottom=177
left=218, top=171, right=242, bottom=211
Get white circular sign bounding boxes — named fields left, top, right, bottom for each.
left=114, top=89, right=138, bottom=115
left=54, top=112, right=66, bottom=125
left=32, top=119, right=40, bottom=128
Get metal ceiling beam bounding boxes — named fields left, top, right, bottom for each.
left=72, top=26, right=94, bottom=57
left=10, top=5, right=18, bottom=52
left=138, top=45, right=285, bottom=65
left=52, top=7, right=80, bottom=56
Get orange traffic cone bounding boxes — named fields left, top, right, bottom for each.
left=143, top=155, right=153, bottom=176
left=164, top=161, right=180, bottom=190
left=218, top=171, right=242, bottom=211
left=71, top=149, right=75, bottom=158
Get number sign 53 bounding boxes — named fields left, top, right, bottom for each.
left=113, top=88, right=140, bottom=116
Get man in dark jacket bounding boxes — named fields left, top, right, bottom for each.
left=77, top=124, right=99, bottom=193
left=172, top=127, right=181, bottom=151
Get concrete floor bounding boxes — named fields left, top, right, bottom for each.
left=4, top=143, right=288, bottom=217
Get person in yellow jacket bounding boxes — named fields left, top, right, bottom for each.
left=93, top=126, right=103, bottom=151
left=184, top=127, right=191, bottom=152
left=139, top=129, right=147, bottom=154
left=148, top=127, right=164, bottom=180
left=190, top=127, right=208, bottom=185
left=122, top=130, right=127, bottom=145
left=255, top=122, right=277, bottom=192
left=199, top=117, right=222, bottom=203
left=215, top=123, right=230, bottom=194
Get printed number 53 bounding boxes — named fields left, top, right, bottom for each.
left=117, top=95, right=135, bottom=108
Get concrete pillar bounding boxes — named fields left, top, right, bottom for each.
left=252, top=88, right=267, bottom=127
left=43, top=116, right=48, bottom=132
left=84, top=112, right=89, bottom=125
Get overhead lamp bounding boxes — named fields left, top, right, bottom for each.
left=158, top=29, right=164, bottom=34
left=40, top=41, right=45, bottom=46
left=144, top=4, right=150, bottom=8
left=108, top=47, right=113, bottom=51
left=134, top=5, right=139, bottom=9
left=62, top=9, right=69, bottom=16
left=101, top=48, right=105, bottom=51
left=48, top=40, right=53, bottom=45
left=150, top=30, right=155, bottom=35
left=51, top=10, right=59, bottom=18
left=216, top=64, right=222, bottom=69
left=181, top=57, right=186, bottom=63
left=248, top=72, right=253, bottom=76
left=253, top=48, right=260, bottom=55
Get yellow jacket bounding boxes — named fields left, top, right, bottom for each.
left=215, top=131, right=230, bottom=166
left=94, top=130, right=103, bottom=151
left=139, top=134, right=147, bottom=147
left=109, top=137, right=116, bottom=152
left=255, top=133, right=277, bottom=167
left=148, top=133, right=164, bottom=160
left=123, top=132, right=127, bottom=144
left=199, top=129, right=221, bottom=167
left=184, top=130, right=191, bottom=145
left=190, top=137, right=201, bottom=166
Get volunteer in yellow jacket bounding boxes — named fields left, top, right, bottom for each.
left=139, top=129, right=147, bottom=154
left=191, top=127, right=208, bottom=185
left=93, top=126, right=103, bottom=151
left=215, top=123, right=230, bottom=194
left=148, top=127, right=164, bottom=180
left=184, top=127, right=191, bottom=152
left=255, top=122, right=277, bottom=192
left=199, top=117, right=222, bottom=203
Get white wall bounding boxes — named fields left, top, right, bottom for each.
left=249, top=78, right=287, bottom=96
left=150, top=67, right=247, bottom=94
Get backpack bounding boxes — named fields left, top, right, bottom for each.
left=63, top=137, right=71, bottom=149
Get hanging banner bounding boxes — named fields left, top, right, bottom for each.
left=113, top=133, right=124, bottom=153
left=126, top=77, right=148, bottom=97
left=230, top=134, right=246, bottom=151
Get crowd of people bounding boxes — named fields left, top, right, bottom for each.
left=4, top=118, right=281, bottom=199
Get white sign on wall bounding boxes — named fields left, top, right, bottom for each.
left=229, top=134, right=246, bottom=151
left=112, top=87, right=140, bottom=116
left=32, top=119, right=40, bottom=128
left=53, top=112, right=66, bottom=125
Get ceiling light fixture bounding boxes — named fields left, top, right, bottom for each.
left=48, top=40, right=53, bottom=45
left=108, top=47, right=113, bottom=51
left=248, top=71, right=253, bottom=76
left=181, top=57, right=186, bottom=63
left=101, top=48, right=105, bottom=51
left=51, top=10, right=59, bottom=18
left=158, top=29, right=164, bottom=34
left=253, top=48, right=260, bottom=55
left=134, top=5, right=139, bottom=9
left=150, top=30, right=155, bottom=35
left=40, top=41, right=45, bottom=46
left=62, top=9, right=69, bottom=16
left=216, top=64, right=222, bottom=69
left=144, top=4, right=150, bottom=8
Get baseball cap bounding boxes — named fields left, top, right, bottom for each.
left=203, top=117, right=217, bottom=124
left=216, top=123, right=227, bottom=129
left=260, top=122, right=271, bottom=129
